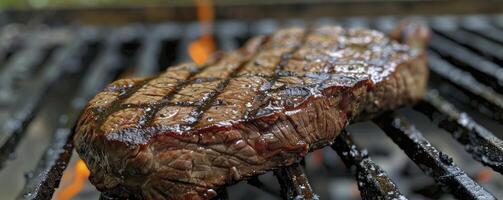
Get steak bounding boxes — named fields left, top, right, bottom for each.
left=74, top=22, right=429, bottom=200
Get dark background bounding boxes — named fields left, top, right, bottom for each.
left=2, top=0, right=503, bottom=25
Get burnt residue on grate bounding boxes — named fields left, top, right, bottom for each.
left=274, top=163, right=318, bottom=200
left=427, top=52, right=503, bottom=123
left=374, top=112, right=496, bottom=200
left=331, top=131, right=406, bottom=200
left=414, top=90, right=503, bottom=173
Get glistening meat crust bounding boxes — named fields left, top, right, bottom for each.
left=74, top=25, right=428, bottom=199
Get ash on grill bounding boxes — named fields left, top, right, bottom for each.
left=0, top=14, right=503, bottom=200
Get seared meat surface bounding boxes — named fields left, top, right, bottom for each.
left=74, top=23, right=428, bottom=199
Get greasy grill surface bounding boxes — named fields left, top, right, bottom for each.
left=331, top=131, right=405, bottom=200
left=74, top=25, right=427, bottom=199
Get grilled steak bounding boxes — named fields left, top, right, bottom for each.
left=74, top=22, right=429, bottom=200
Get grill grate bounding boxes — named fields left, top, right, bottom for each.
left=274, top=163, right=316, bottom=200
left=331, top=131, right=405, bottom=200
left=374, top=112, right=495, bottom=200
left=0, top=14, right=502, bottom=200
left=415, top=91, right=503, bottom=173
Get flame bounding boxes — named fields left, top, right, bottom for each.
left=189, top=0, right=215, bottom=65
left=54, top=160, right=91, bottom=200
left=476, top=168, right=493, bottom=183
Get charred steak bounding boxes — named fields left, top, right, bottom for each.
left=74, top=23, right=429, bottom=199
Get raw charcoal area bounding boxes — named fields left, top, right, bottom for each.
left=74, top=25, right=428, bottom=199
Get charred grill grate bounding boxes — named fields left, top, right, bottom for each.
left=0, top=15, right=502, bottom=200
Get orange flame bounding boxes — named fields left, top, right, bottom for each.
left=189, top=0, right=215, bottom=65
left=476, top=168, right=493, bottom=183
left=54, top=160, right=91, bottom=200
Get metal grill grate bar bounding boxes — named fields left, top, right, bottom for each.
left=435, top=28, right=503, bottom=63
left=414, top=90, right=503, bottom=173
left=274, top=163, right=318, bottom=200
left=0, top=26, right=24, bottom=71
left=251, top=19, right=279, bottom=35
left=0, top=30, right=65, bottom=96
left=17, top=128, right=74, bottom=200
left=429, top=33, right=503, bottom=89
left=464, top=27, right=503, bottom=47
left=216, top=21, right=248, bottom=51
left=134, top=24, right=182, bottom=76
left=332, top=131, right=406, bottom=200
left=427, top=51, right=503, bottom=123
left=374, top=112, right=496, bottom=200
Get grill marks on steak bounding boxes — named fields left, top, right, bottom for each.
left=93, top=27, right=307, bottom=141
left=74, top=25, right=427, bottom=199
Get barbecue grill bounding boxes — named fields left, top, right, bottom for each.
left=1, top=3, right=503, bottom=199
